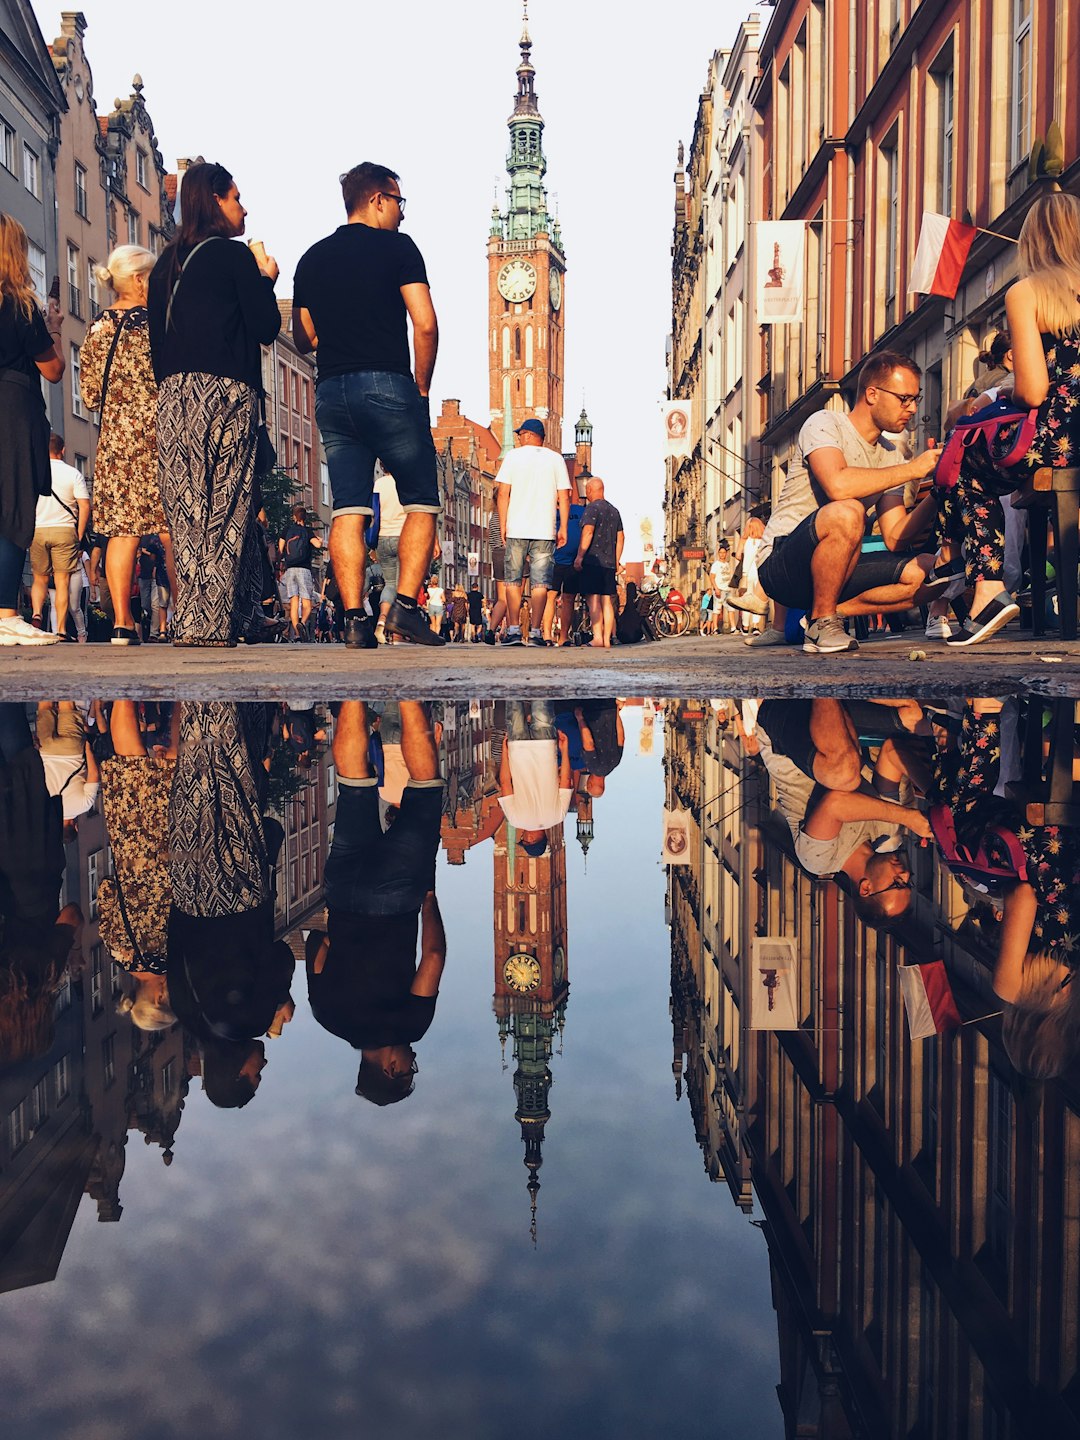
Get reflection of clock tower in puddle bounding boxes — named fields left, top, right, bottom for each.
left=488, top=4, right=566, bottom=451
left=494, top=818, right=569, bottom=1241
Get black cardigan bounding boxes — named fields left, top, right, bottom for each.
left=148, top=237, right=281, bottom=389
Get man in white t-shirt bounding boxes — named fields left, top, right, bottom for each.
left=755, top=352, right=944, bottom=655
left=36, top=701, right=100, bottom=839
left=30, top=434, right=90, bottom=639
left=498, top=700, right=573, bottom=853
left=494, top=418, right=570, bottom=647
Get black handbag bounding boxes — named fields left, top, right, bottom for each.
left=254, top=395, right=276, bottom=478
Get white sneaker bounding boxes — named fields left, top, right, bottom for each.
left=0, top=615, right=59, bottom=645
left=924, top=615, right=953, bottom=640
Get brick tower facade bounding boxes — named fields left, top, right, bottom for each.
left=487, top=5, right=566, bottom=454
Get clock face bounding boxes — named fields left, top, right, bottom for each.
left=553, top=945, right=565, bottom=985
left=503, top=952, right=542, bottom=994
left=549, top=268, right=562, bottom=311
left=497, top=259, right=537, bottom=303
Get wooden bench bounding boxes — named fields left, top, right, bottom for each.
left=1006, top=697, right=1080, bottom=827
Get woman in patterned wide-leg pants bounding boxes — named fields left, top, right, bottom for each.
left=157, top=373, right=263, bottom=646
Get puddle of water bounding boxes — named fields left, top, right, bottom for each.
left=0, top=693, right=1078, bottom=1438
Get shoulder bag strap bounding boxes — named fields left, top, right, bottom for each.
left=111, top=869, right=146, bottom=969
left=97, top=309, right=132, bottom=414
left=165, top=236, right=218, bottom=332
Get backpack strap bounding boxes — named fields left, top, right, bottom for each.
left=97, top=308, right=132, bottom=414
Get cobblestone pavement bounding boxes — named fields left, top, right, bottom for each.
left=0, top=630, right=1077, bottom=699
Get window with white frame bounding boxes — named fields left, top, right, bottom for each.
left=52, top=1055, right=71, bottom=1102
left=1010, top=0, right=1033, bottom=171
left=75, top=161, right=88, bottom=218
left=90, top=942, right=104, bottom=1015
left=87, top=847, right=102, bottom=919
left=88, top=260, right=99, bottom=318
left=320, top=459, right=330, bottom=506
left=136, top=147, right=148, bottom=190
left=22, top=142, right=40, bottom=198
left=71, top=344, right=85, bottom=419
left=32, top=1077, right=48, bottom=1129
left=9, top=1099, right=28, bottom=1153
left=27, top=242, right=46, bottom=304
left=127, top=209, right=139, bottom=245
left=102, top=1033, right=116, bottom=1087
left=882, top=135, right=900, bottom=329
left=74, top=453, right=88, bottom=476
left=935, top=56, right=955, bottom=215
left=67, top=243, right=81, bottom=319
left=0, top=121, right=15, bottom=173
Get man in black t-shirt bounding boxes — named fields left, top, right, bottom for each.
left=574, top=478, right=625, bottom=648
left=306, top=700, right=446, bottom=1104
left=293, top=162, right=443, bottom=650
left=277, top=503, right=323, bottom=641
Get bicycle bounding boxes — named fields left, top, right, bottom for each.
left=641, top=589, right=691, bottom=638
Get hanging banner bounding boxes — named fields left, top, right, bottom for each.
left=661, top=807, right=691, bottom=864
left=467, top=550, right=480, bottom=577
left=754, top=221, right=805, bottom=325
left=662, top=400, right=693, bottom=459
left=750, top=936, right=800, bottom=1030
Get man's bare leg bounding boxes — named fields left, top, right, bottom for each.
left=505, top=582, right=523, bottom=630
left=601, top=595, right=615, bottom=646
left=587, top=593, right=605, bottom=647
left=332, top=700, right=372, bottom=780
left=395, top=512, right=436, bottom=602
left=329, top=516, right=368, bottom=612
left=399, top=701, right=438, bottom=781
left=528, top=585, right=548, bottom=640
left=30, top=571, right=49, bottom=625
left=809, top=500, right=865, bottom=617
left=557, top=592, right=574, bottom=645
left=808, top=698, right=863, bottom=792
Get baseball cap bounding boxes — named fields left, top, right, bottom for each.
left=516, top=418, right=546, bottom=440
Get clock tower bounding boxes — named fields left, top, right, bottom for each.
left=493, top=820, right=569, bottom=1240
left=488, top=4, right=566, bottom=452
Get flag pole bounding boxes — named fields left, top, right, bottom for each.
left=977, top=227, right=1017, bottom=244
left=959, top=1010, right=1004, bottom=1026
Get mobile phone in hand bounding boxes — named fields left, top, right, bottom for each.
left=48, top=275, right=60, bottom=301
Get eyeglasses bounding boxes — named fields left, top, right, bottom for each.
left=876, top=386, right=923, bottom=408
left=378, top=192, right=406, bottom=212
left=867, top=875, right=914, bottom=898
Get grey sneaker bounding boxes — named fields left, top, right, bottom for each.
left=744, top=627, right=786, bottom=647
left=802, top=615, right=858, bottom=654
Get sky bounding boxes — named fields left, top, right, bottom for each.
left=31, top=0, right=764, bottom=544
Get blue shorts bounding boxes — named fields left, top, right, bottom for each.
left=505, top=537, right=555, bottom=588
left=324, top=779, right=444, bottom=915
left=315, top=370, right=441, bottom=520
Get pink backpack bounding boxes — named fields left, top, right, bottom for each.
left=933, top=396, right=1040, bottom=494
left=928, top=804, right=1028, bottom=894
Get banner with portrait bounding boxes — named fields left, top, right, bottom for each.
left=662, top=400, right=693, bottom=459
left=754, top=221, right=805, bottom=325
left=661, top=807, right=691, bottom=864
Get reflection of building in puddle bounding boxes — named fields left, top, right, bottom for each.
left=665, top=696, right=1080, bottom=1438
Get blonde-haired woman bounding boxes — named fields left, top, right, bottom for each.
left=938, top=194, right=1080, bottom=647
left=0, top=214, right=63, bottom=644
left=81, top=245, right=175, bottom=645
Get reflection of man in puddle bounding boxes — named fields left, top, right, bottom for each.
left=307, top=701, right=445, bottom=1105
left=756, top=697, right=931, bottom=926
left=499, top=699, right=573, bottom=860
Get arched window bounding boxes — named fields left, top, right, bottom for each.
left=514, top=327, right=521, bottom=361
left=525, top=375, right=534, bottom=407
left=525, top=327, right=534, bottom=367
left=502, top=326, right=510, bottom=368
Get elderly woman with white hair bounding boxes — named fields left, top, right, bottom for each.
left=81, top=245, right=176, bottom=645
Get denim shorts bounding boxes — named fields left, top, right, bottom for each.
left=506, top=698, right=555, bottom=742
left=315, top=370, right=441, bottom=520
left=505, top=537, right=555, bottom=588
left=377, top=533, right=400, bottom=606
left=324, top=779, right=444, bottom=915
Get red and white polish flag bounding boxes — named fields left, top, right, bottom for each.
left=910, top=213, right=978, bottom=299
left=897, top=961, right=962, bottom=1040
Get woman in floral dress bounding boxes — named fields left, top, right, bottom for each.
left=81, top=245, right=175, bottom=645
left=935, top=193, right=1080, bottom=648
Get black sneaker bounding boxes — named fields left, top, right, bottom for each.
left=502, top=630, right=525, bottom=647
left=482, top=629, right=496, bottom=645
left=921, top=560, right=967, bottom=596
left=945, top=592, right=1020, bottom=646
left=111, top=626, right=141, bottom=646
left=344, top=614, right=378, bottom=650
left=385, top=600, right=446, bottom=647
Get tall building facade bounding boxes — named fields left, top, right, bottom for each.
left=0, top=0, right=65, bottom=428
left=752, top=0, right=1080, bottom=506
left=487, top=11, right=566, bottom=452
